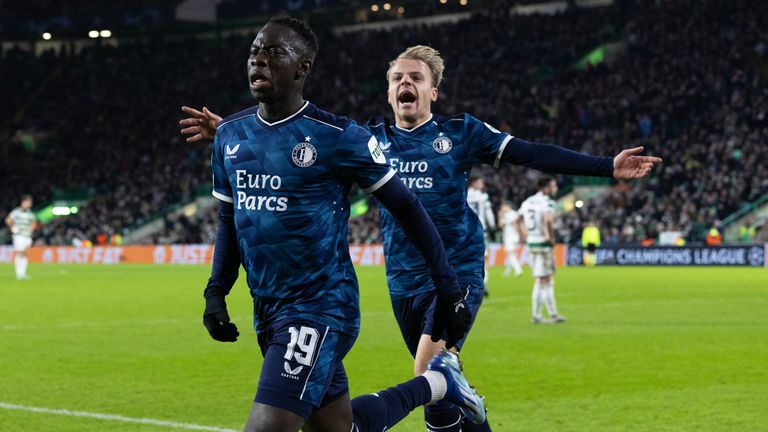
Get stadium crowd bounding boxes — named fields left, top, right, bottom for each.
left=347, top=0, right=768, bottom=245
left=1, top=36, right=248, bottom=245
left=546, top=0, right=768, bottom=244
left=0, top=0, right=178, bottom=39
left=1, top=0, right=766, bottom=246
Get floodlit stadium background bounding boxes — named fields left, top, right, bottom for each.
left=1, top=0, right=767, bottom=430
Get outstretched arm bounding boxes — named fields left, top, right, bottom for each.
left=498, top=138, right=661, bottom=180
left=612, top=147, right=662, bottom=179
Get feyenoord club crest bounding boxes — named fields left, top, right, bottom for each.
left=432, top=135, right=452, bottom=154
left=292, top=142, right=317, bottom=167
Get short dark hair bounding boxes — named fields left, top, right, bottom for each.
left=267, top=15, right=319, bottom=57
left=469, top=175, right=482, bottom=185
left=21, top=194, right=32, bottom=202
left=537, top=175, right=555, bottom=189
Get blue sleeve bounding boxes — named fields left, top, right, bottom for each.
left=372, top=176, right=461, bottom=298
left=335, top=123, right=397, bottom=193
left=204, top=202, right=240, bottom=298
left=211, top=133, right=234, bottom=203
left=465, top=114, right=513, bottom=166
left=499, top=137, right=614, bottom=176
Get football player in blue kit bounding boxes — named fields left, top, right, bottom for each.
left=369, top=45, right=660, bottom=431
left=182, top=42, right=662, bottom=432
left=192, top=17, right=487, bottom=432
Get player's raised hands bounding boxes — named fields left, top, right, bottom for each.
left=613, top=146, right=662, bottom=180
left=180, top=106, right=222, bottom=142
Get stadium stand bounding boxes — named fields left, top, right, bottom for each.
left=1, top=0, right=766, bottom=246
left=0, top=0, right=180, bottom=39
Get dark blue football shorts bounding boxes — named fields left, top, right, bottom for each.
left=391, top=272, right=485, bottom=357
left=254, top=319, right=355, bottom=420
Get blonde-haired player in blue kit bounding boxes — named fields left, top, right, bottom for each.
left=181, top=43, right=662, bottom=431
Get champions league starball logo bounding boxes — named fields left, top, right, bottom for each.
left=432, top=135, right=452, bottom=154
left=291, top=142, right=317, bottom=167
left=567, top=247, right=583, bottom=265
left=747, top=246, right=765, bottom=267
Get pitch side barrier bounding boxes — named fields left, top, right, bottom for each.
left=4, top=244, right=766, bottom=267
left=566, top=245, right=768, bottom=267
left=0, top=243, right=569, bottom=266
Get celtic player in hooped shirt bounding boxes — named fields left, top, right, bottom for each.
left=187, top=16, right=487, bottom=432
left=181, top=41, right=662, bottom=432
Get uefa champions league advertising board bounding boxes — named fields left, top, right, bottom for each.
left=568, top=245, right=767, bottom=267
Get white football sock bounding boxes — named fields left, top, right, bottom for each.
left=532, top=281, right=543, bottom=319
left=510, top=254, right=522, bottom=275
left=422, top=370, right=447, bottom=402
left=544, top=280, right=558, bottom=316
left=15, top=255, right=28, bottom=277
left=20, top=256, right=28, bottom=277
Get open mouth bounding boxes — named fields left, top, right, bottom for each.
left=398, top=90, right=417, bottom=108
left=250, top=72, right=271, bottom=90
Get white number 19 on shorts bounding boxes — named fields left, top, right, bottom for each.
left=284, top=326, right=320, bottom=367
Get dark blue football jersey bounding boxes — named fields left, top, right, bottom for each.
left=212, top=102, right=395, bottom=335
left=366, top=114, right=512, bottom=299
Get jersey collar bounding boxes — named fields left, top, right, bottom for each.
left=393, top=114, right=435, bottom=134
left=255, top=101, right=311, bottom=128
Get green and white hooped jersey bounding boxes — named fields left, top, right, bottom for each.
left=520, top=191, right=555, bottom=247
left=9, top=207, right=35, bottom=237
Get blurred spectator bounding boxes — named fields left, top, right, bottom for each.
left=706, top=226, right=723, bottom=246
left=581, top=220, right=600, bottom=266
left=738, top=217, right=757, bottom=243
left=110, top=232, right=123, bottom=245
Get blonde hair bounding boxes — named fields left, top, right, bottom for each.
left=387, top=45, right=445, bottom=88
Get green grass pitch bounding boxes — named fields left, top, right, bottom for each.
left=1, top=264, right=766, bottom=431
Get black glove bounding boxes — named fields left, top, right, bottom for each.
left=203, top=295, right=239, bottom=342
left=431, top=287, right=472, bottom=349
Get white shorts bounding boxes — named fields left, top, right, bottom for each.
left=504, top=243, right=519, bottom=254
left=503, top=233, right=520, bottom=250
left=13, top=235, right=32, bottom=252
left=529, top=246, right=555, bottom=278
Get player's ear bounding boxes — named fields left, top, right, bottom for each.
left=431, top=87, right=438, bottom=102
left=297, top=58, right=313, bottom=78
